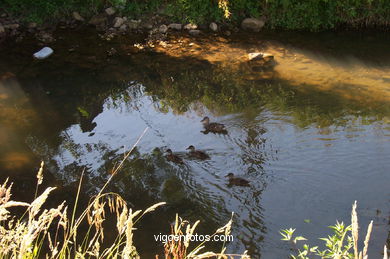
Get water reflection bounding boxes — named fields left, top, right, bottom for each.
left=0, top=30, right=389, bottom=257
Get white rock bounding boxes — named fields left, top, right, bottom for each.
left=168, top=23, right=182, bottom=30
left=33, top=47, right=54, bottom=59
left=184, top=23, right=197, bottom=30
left=248, top=52, right=274, bottom=62
left=105, top=7, right=116, bottom=16
left=0, top=24, right=4, bottom=33
left=113, top=17, right=124, bottom=28
left=209, top=22, right=218, bottom=32
left=248, top=52, right=262, bottom=61
left=72, top=11, right=84, bottom=22
left=4, top=24, right=19, bottom=30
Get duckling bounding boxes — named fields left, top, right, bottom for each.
left=226, top=173, right=250, bottom=187
left=201, top=116, right=227, bottom=134
left=165, top=149, right=184, bottom=164
left=186, top=145, right=210, bottom=160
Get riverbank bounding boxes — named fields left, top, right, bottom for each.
left=1, top=0, right=390, bottom=45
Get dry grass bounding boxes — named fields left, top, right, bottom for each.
left=162, top=213, right=250, bottom=259
left=0, top=128, right=249, bottom=259
left=351, top=201, right=386, bottom=259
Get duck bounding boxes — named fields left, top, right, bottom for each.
left=226, top=173, right=250, bottom=187
left=186, top=145, right=210, bottom=160
left=165, top=149, right=184, bottom=164
left=201, top=116, right=227, bottom=134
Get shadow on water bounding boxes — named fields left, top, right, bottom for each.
left=0, top=28, right=389, bottom=257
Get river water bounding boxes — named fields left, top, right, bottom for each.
left=0, top=29, right=389, bottom=258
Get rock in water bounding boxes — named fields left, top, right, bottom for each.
left=248, top=52, right=274, bottom=62
left=241, top=18, right=265, bottom=32
left=33, top=47, right=53, bottom=59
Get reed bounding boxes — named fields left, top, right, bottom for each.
left=0, top=128, right=248, bottom=259
left=281, top=201, right=388, bottom=259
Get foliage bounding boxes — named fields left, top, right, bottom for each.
left=1, top=0, right=389, bottom=30
left=264, top=0, right=390, bottom=30
left=280, top=201, right=388, bottom=259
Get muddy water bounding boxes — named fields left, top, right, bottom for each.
left=0, top=29, right=389, bottom=258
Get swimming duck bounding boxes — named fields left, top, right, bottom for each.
left=226, top=173, right=250, bottom=187
left=201, top=116, right=227, bottom=134
left=165, top=149, right=184, bottom=164
left=186, top=145, right=210, bottom=160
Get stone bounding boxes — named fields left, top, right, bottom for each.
left=247, top=52, right=274, bottom=67
left=142, top=22, right=153, bottom=29
left=119, top=24, right=127, bottom=32
left=72, top=11, right=84, bottom=22
left=261, top=53, right=274, bottom=62
left=27, top=22, right=37, bottom=29
left=0, top=24, right=4, bottom=34
left=224, top=30, right=231, bottom=36
left=159, top=24, right=168, bottom=33
left=209, top=22, right=218, bottom=32
left=107, top=47, right=117, bottom=56
left=113, top=17, right=124, bottom=28
left=189, top=29, right=201, bottom=36
left=89, top=14, right=107, bottom=26
left=105, top=7, right=116, bottom=16
left=33, top=47, right=54, bottom=59
left=4, top=24, right=19, bottom=30
left=168, top=23, right=182, bottom=30
left=248, top=52, right=273, bottom=62
left=241, top=18, right=265, bottom=32
left=127, top=20, right=140, bottom=30
left=37, top=31, right=54, bottom=43
left=184, top=23, right=197, bottom=30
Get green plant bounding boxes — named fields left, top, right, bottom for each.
left=280, top=201, right=388, bottom=259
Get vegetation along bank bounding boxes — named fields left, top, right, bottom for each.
left=1, top=0, right=390, bottom=44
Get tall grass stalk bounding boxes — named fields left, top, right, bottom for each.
left=281, top=201, right=388, bottom=259
left=0, top=127, right=247, bottom=259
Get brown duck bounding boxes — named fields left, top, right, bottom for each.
left=165, top=149, right=184, bottom=164
left=201, top=116, right=227, bottom=134
left=186, top=145, right=210, bottom=160
left=226, top=173, right=250, bottom=187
